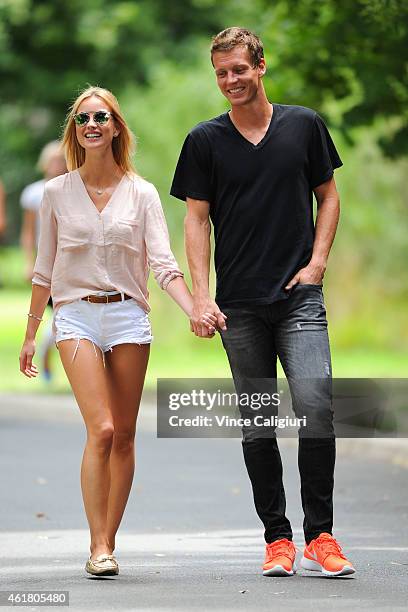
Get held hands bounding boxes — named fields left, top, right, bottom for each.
left=19, top=339, right=39, bottom=378
left=285, top=260, right=326, bottom=290
left=190, top=297, right=227, bottom=338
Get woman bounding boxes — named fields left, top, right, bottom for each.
left=19, top=86, right=216, bottom=577
left=20, top=141, right=67, bottom=380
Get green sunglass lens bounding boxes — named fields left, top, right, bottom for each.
left=74, top=111, right=110, bottom=125
left=74, top=113, right=89, bottom=125
left=94, top=112, right=109, bottom=124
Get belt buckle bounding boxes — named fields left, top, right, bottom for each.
left=106, top=295, right=109, bottom=304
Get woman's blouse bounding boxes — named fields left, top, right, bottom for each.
left=32, top=170, right=183, bottom=313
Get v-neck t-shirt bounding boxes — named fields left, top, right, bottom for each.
left=32, top=169, right=183, bottom=313
left=170, top=104, right=342, bottom=307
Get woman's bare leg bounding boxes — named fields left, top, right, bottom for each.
left=104, top=343, right=150, bottom=550
left=57, top=339, right=114, bottom=559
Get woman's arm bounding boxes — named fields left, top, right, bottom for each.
left=19, top=284, right=51, bottom=377
left=144, top=188, right=216, bottom=333
left=164, top=276, right=217, bottom=334
left=20, top=186, right=57, bottom=378
left=164, top=276, right=193, bottom=317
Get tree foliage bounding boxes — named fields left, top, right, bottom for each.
left=0, top=0, right=407, bottom=238
left=258, top=0, right=408, bottom=157
left=0, top=0, right=228, bottom=101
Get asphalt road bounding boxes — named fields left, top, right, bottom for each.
left=0, top=394, right=407, bottom=611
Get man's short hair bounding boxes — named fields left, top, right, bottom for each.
left=211, top=27, right=264, bottom=67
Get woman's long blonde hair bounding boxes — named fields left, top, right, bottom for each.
left=62, top=86, right=136, bottom=174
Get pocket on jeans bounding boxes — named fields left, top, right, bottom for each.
left=295, top=283, right=323, bottom=288
left=56, top=301, right=83, bottom=320
left=130, top=307, right=150, bottom=326
left=293, top=284, right=324, bottom=301
left=290, top=283, right=326, bottom=313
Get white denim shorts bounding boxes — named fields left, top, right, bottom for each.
left=54, top=294, right=152, bottom=363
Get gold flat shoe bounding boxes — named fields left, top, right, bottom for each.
left=85, top=554, right=119, bottom=576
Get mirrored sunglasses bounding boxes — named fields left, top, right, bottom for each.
left=74, top=110, right=112, bottom=126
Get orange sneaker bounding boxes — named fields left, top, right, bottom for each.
left=301, top=533, right=355, bottom=576
left=263, top=538, right=297, bottom=576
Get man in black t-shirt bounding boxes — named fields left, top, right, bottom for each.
left=171, top=27, right=355, bottom=578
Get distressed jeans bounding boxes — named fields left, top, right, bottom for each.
left=220, top=284, right=335, bottom=544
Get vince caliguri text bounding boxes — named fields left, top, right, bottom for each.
left=167, top=415, right=307, bottom=428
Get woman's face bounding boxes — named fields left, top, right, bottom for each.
left=74, top=95, right=119, bottom=153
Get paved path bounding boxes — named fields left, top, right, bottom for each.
left=0, top=394, right=407, bottom=611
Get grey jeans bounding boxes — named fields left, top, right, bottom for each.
left=220, top=284, right=336, bottom=544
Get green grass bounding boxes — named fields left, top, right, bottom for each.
left=2, top=286, right=407, bottom=395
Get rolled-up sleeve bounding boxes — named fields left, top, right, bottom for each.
left=144, top=188, right=184, bottom=290
left=32, top=188, right=57, bottom=289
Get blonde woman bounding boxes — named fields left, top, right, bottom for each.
left=19, top=86, right=216, bottom=576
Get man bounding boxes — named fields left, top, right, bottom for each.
left=171, top=27, right=355, bottom=577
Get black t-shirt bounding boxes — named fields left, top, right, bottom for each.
left=170, top=104, right=342, bottom=307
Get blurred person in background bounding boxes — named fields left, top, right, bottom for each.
left=19, top=86, right=215, bottom=577
left=20, top=141, right=67, bottom=380
left=20, top=141, right=67, bottom=281
left=0, top=179, right=6, bottom=287
left=0, top=179, right=6, bottom=237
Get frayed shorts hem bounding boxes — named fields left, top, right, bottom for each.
left=56, top=335, right=153, bottom=353
left=56, top=335, right=152, bottom=366
left=107, top=337, right=153, bottom=349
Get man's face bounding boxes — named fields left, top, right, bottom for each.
left=213, top=46, right=266, bottom=107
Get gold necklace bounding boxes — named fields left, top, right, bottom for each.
left=90, top=173, right=121, bottom=196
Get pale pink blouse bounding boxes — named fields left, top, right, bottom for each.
left=32, top=170, right=183, bottom=313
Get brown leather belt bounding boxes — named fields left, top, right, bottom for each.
left=81, top=293, right=132, bottom=304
